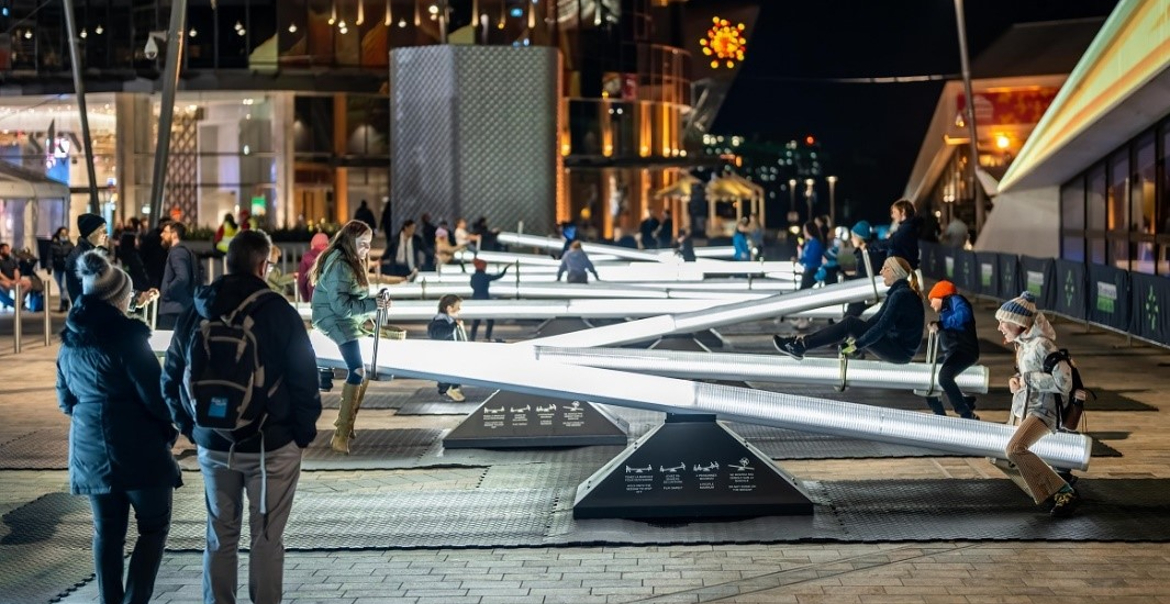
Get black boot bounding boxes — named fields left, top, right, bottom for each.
left=964, top=396, right=977, bottom=411
left=924, top=397, right=947, bottom=416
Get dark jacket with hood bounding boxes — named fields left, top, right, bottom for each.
left=871, top=216, right=922, bottom=270
left=56, top=296, right=182, bottom=495
left=936, top=293, right=979, bottom=360
left=853, top=279, right=925, bottom=363
left=162, top=274, right=322, bottom=453
left=470, top=268, right=507, bottom=300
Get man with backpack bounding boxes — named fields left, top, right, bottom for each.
left=162, top=229, right=321, bottom=604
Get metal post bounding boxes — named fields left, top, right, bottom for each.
left=207, top=257, right=215, bottom=283
left=827, top=176, right=838, bottom=227
left=43, top=275, right=52, bottom=346
left=13, top=283, right=22, bottom=354
left=147, top=0, right=190, bottom=228
left=953, top=0, right=983, bottom=234
left=61, top=0, right=102, bottom=215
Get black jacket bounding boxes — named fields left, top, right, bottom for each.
left=140, top=227, right=167, bottom=290
left=936, top=293, right=980, bottom=360
left=117, top=233, right=151, bottom=291
left=470, top=268, right=507, bottom=300
left=64, top=238, right=101, bottom=303
left=160, top=243, right=199, bottom=316
left=57, top=296, right=182, bottom=495
left=870, top=216, right=922, bottom=270
left=854, top=279, right=925, bottom=363
left=851, top=245, right=884, bottom=279
left=162, top=274, right=322, bottom=453
left=51, top=236, right=75, bottom=273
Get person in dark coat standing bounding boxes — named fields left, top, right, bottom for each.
left=57, top=251, right=181, bottom=604
left=158, top=222, right=199, bottom=329
left=869, top=199, right=922, bottom=270
left=140, top=217, right=172, bottom=290
left=65, top=213, right=109, bottom=303
left=117, top=231, right=151, bottom=292
left=163, top=230, right=322, bottom=603
left=925, top=280, right=980, bottom=419
left=353, top=199, right=378, bottom=234
left=50, top=226, right=75, bottom=311
left=469, top=258, right=508, bottom=342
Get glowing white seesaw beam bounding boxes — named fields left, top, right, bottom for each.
left=143, top=334, right=1088, bottom=470
left=324, top=337, right=1094, bottom=471
left=373, top=281, right=774, bottom=301
left=291, top=298, right=767, bottom=321
left=414, top=271, right=798, bottom=290
left=532, top=346, right=990, bottom=394
left=453, top=249, right=625, bottom=266
left=523, top=277, right=889, bottom=348
left=498, top=232, right=668, bottom=262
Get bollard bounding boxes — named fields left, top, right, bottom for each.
left=149, top=299, right=159, bottom=331
left=207, top=257, right=216, bottom=283
left=221, top=255, right=227, bottom=279
left=42, top=274, right=51, bottom=346
left=13, top=282, right=22, bottom=354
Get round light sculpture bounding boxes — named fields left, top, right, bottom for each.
left=700, top=17, right=746, bottom=69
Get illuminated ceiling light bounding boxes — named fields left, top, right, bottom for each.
left=79, top=29, right=88, bottom=39
left=995, top=133, right=1011, bottom=149
left=288, top=23, right=298, bottom=33
left=338, top=20, right=347, bottom=29
left=189, top=28, right=197, bottom=38
left=234, top=21, right=242, bottom=30
left=24, top=30, right=32, bottom=40
left=428, top=4, right=439, bottom=15
left=237, top=27, right=246, bottom=36
left=329, top=1, right=337, bottom=25
left=700, top=16, right=747, bottom=69
left=356, top=0, right=365, bottom=25
left=384, top=0, right=392, bottom=26
left=398, top=18, right=407, bottom=27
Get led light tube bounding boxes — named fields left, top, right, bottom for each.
left=498, top=232, right=671, bottom=262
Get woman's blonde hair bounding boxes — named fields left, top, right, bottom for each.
left=884, top=256, right=922, bottom=298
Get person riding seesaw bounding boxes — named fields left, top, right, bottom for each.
left=773, top=256, right=925, bottom=363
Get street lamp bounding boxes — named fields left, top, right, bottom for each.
left=826, top=175, right=838, bottom=227
left=953, top=0, right=983, bottom=234
left=804, top=178, right=815, bottom=222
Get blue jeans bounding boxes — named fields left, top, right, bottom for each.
left=338, top=339, right=364, bottom=385
left=88, top=487, right=173, bottom=604
left=54, top=270, right=70, bottom=308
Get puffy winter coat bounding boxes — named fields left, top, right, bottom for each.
left=1009, top=313, right=1072, bottom=431
left=56, top=296, right=181, bottom=495
left=311, top=250, right=377, bottom=345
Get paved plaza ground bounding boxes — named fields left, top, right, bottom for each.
left=3, top=298, right=1170, bottom=604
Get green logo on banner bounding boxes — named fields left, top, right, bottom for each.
left=1064, top=270, right=1075, bottom=307
left=981, top=263, right=993, bottom=287
left=1147, top=286, right=1160, bottom=332
left=1096, top=282, right=1116, bottom=314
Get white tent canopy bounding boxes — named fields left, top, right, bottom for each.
left=0, top=161, right=70, bottom=199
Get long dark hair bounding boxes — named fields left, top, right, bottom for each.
left=310, top=220, right=371, bottom=288
left=803, top=221, right=824, bottom=244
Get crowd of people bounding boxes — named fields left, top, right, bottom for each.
left=43, top=196, right=1083, bottom=604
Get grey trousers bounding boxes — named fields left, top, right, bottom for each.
left=197, top=441, right=303, bottom=604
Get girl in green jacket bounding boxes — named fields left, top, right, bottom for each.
left=309, top=220, right=390, bottom=454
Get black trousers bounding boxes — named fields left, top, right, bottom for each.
left=470, top=319, right=495, bottom=341
left=927, top=350, right=979, bottom=417
left=801, top=316, right=912, bottom=364
left=89, top=487, right=173, bottom=604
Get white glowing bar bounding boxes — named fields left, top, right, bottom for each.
left=323, top=338, right=1094, bottom=470
left=291, top=298, right=750, bottom=321
left=498, top=232, right=666, bottom=262
left=415, top=271, right=798, bottom=290
left=144, top=334, right=1090, bottom=469
left=453, top=249, right=624, bottom=266
left=374, top=281, right=775, bottom=301
left=526, top=278, right=888, bottom=348
left=533, top=346, right=990, bottom=393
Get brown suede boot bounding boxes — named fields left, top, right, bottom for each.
left=350, top=379, right=370, bottom=440
left=330, top=382, right=360, bottom=454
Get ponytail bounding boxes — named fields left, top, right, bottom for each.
left=882, top=256, right=922, bottom=298
left=907, top=269, right=923, bottom=299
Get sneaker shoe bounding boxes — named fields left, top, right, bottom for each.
left=772, top=335, right=805, bottom=361
left=1049, top=488, right=1080, bottom=518
left=445, top=388, right=467, bottom=402
left=964, top=396, right=978, bottom=411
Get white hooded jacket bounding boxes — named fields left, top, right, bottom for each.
left=1010, top=312, right=1072, bottom=430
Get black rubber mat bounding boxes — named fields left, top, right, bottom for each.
left=0, top=543, right=95, bottom=604
left=299, top=428, right=443, bottom=470
left=395, top=401, right=478, bottom=415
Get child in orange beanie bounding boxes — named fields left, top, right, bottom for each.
left=926, top=280, right=980, bottom=419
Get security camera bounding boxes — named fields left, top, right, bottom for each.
left=144, top=37, right=159, bottom=60
left=144, top=31, right=166, bottom=61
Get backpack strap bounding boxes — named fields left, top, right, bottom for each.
left=224, top=288, right=282, bottom=324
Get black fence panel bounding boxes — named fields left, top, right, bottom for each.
left=975, top=252, right=999, bottom=298
left=1018, top=255, right=1055, bottom=309
left=953, top=250, right=979, bottom=293
left=1129, top=273, right=1170, bottom=346
left=1052, top=259, right=1088, bottom=321
left=997, top=253, right=1020, bottom=300
left=1087, top=264, right=1130, bottom=332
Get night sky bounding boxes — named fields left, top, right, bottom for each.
left=710, top=0, right=1121, bottom=224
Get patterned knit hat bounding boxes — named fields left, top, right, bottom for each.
left=995, top=291, right=1037, bottom=328
left=77, top=250, right=132, bottom=305
left=928, top=280, right=957, bottom=300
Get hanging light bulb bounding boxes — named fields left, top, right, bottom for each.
left=385, top=0, right=393, bottom=26
left=498, top=3, right=506, bottom=29
left=472, top=0, right=478, bottom=25
left=329, top=1, right=337, bottom=25
left=414, top=0, right=421, bottom=26
left=528, top=0, right=536, bottom=29
left=24, top=30, right=32, bottom=40
left=94, top=24, right=104, bottom=35
left=237, top=27, right=246, bottom=36
left=189, top=28, right=197, bottom=38
left=288, top=23, right=298, bottom=33
left=234, top=21, right=243, bottom=31
left=79, top=29, right=87, bottom=39
left=339, top=20, right=347, bottom=29
left=356, top=0, right=365, bottom=26
left=398, top=18, right=407, bottom=28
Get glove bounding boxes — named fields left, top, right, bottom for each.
left=840, top=337, right=858, bottom=357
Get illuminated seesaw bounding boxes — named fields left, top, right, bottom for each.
left=451, top=250, right=801, bottom=283
left=416, top=270, right=798, bottom=290
left=146, top=333, right=1089, bottom=471
left=373, top=281, right=780, bottom=301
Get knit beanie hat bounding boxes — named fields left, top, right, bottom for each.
left=928, top=280, right=957, bottom=300
left=850, top=221, right=872, bottom=240
left=77, top=250, right=132, bottom=305
left=77, top=213, right=106, bottom=239
left=995, top=291, right=1037, bottom=328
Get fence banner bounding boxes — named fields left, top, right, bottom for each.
left=1018, top=255, right=1055, bottom=309
left=975, top=252, right=1000, bottom=298
left=1086, top=264, right=1129, bottom=331
left=997, top=253, right=1020, bottom=300
left=1129, top=273, right=1170, bottom=345
left=1052, top=259, right=1087, bottom=321
left=919, top=242, right=944, bottom=281
left=953, top=250, right=979, bottom=293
